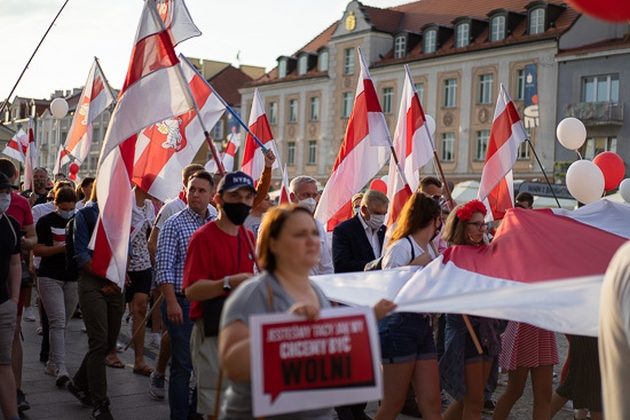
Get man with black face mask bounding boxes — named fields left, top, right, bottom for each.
left=182, top=171, right=256, bottom=419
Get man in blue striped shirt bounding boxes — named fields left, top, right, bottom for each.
left=155, top=170, right=215, bottom=420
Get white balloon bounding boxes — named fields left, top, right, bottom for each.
left=566, top=160, right=604, bottom=204
left=380, top=174, right=389, bottom=184
left=425, top=114, right=436, bottom=136
left=619, top=179, right=630, bottom=203
left=50, top=98, right=68, bottom=119
left=556, top=117, right=586, bottom=151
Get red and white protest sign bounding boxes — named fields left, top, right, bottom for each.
left=250, top=306, right=382, bottom=417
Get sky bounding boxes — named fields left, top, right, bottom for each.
left=0, top=0, right=406, bottom=100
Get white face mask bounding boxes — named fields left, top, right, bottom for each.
left=0, top=192, right=11, bottom=214
left=298, top=197, right=317, bottom=214
left=57, top=209, right=75, bottom=219
left=366, top=213, right=386, bottom=230
left=353, top=206, right=361, bottom=216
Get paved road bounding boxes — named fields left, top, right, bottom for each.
left=18, top=311, right=575, bottom=419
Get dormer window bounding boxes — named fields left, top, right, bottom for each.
left=455, top=23, right=470, bottom=48
left=490, top=15, right=506, bottom=41
left=394, top=35, right=407, bottom=59
left=424, top=30, right=436, bottom=53
left=529, top=7, right=545, bottom=34
left=278, top=59, right=287, bottom=78
left=318, top=49, right=329, bottom=72
left=298, top=55, right=308, bottom=76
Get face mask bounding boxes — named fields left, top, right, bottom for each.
left=298, top=197, right=317, bottom=214
left=58, top=209, right=75, bottom=219
left=366, top=213, right=386, bottom=230
left=222, top=202, right=251, bottom=226
left=0, top=192, right=11, bottom=214
left=353, top=206, right=361, bottom=216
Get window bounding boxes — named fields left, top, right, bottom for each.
left=414, top=82, right=425, bottom=104
left=268, top=101, right=277, bottom=124
left=490, top=15, right=506, bottom=41
left=456, top=23, right=470, bottom=48
left=584, top=136, right=618, bottom=159
left=342, top=92, right=354, bottom=118
left=394, top=35, right=407, bottom=58
left=382, top=87, right=393, bottom=114
left=475, top=130, right=489, bottom=161
left=518, top=141, right=530, bottom=160
left=529, top=8, right=545, bottom=35
left=288, top=99, right=298, bottom=123
left=318, top=50, right=329, bottom=72
left=443, top=78, right=457, bottom=108
left=278, top=59, right=287, bottom=78
left=307, top=140, right=317, bottom=165
left=287, top=142, right=296, bottom=166
left=582, top=74, right=620, bottom=103
left=441, top=133, right=455, bottom=162
left=298, top=55, right=308, bottom=75
left=343, top=48, right=355, bottom=75
left=210, top=119, right=224, bottom=140
left=516, top=69, right=525, bottom=100
left=424, top=30, right=436, bottom=53
left=309, top=97, right=319, bottom=121
left=478, top=73, right=494, bottom=104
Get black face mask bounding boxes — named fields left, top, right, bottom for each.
left=222, top=202, right=251, bottom=226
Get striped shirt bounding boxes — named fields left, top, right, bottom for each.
left=155, top=207, right=214, bottom=294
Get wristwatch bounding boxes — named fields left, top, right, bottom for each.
left=223, top=276, right=232, bottom=292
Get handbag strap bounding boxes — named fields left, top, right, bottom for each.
left=405, top=236, right=416, bottom=264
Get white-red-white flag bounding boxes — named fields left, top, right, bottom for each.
left=1, top=129, right=28, bottom=162
left=132, top=55, right=225, bottom=202
left=23, top=120, right=37, bottom=191
left=386, top=67, right=434, bottom=225
left=52, top=144, right=69, bottom=176
left=205, top=127, right=241, bottom=174
left=314, top=49, right=390, bottom=231
left=240, top=89, right=279, bottom=182
left=62, top=59, right=115, bottom=166
left=279, top=163, right=290, bottom=205
left=91, top=0, right=199, bottom=287
left=477, top=84, right=528, bottom=220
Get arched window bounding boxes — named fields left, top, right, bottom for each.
left=490, top=15, right=506, bottom=41
left=424, top=30, right=436, bottom=53
left=529, top=8, right=545, bottom=34
left=394, top=35, right=407, bottom=58
left=455, top=23, right=470, bottom=48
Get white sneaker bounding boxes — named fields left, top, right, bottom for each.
left=149, top=370, right=165, bottom=400
left=44, top=361, right=57, bottom=376
left=23, top=307, right=36, bottom=322
left=149, top=333, right=161, bottom=349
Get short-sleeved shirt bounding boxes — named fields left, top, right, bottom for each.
left=128, top=199, right=155, bottom=272
left=0, top=214, right=21, bottom=304
left=382, top=236, right=435, bottom=269
left=220, top=271, right=333, bottom=420
left=36, top=212, right=71, bottom=281
left=182, top=221, right=256, bottom=320
left=6, top=191, right=33, bottom=229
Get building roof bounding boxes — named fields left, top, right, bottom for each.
left=251, top=0, right=580, bottom=85
left=208, top=65, right=254, bottom=107
left=557, top=36, right=630, bottom=57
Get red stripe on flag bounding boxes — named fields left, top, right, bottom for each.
left=326, top=199, right=354, bottom=232
left=485, top=101, right=521, bottom=159
left=91, top=76, right=105, bottom=99
left=65, top=95, right=91, bottom=152
left=389, top=185, right=413, bottom=225
left=122, top=31, right=179, bottom=93
left=91, top=221, right=113, bottom=277
left=224, top=140, right=238, bottom=156
left=242, top=114, right=274, bottom=165
left=405, top=95, right=426, bottom=160
left=486, top=177, right=512, bottom=220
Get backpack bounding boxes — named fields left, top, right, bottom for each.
left=364, top=236, right=415, bottom=271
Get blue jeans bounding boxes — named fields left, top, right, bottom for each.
left=162, top=295, right=195, bottom=420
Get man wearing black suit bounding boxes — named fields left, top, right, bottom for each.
left=331, top=189, right=388, bottom=420
left=333, top=189, right=388, bottom=274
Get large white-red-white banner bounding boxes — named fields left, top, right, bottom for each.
left=250, top=307, right=382, bottom=417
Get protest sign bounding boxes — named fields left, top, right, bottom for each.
left=250, top=306, right=382, bottom=417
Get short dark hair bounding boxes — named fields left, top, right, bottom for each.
left=188, top=170, right=214, bottom=187
left=515, top=191, right=534, bottom=207
left=54, top=187, right=77, bottom=204
left=420, top=176, right=442, bottom=191
left=0, top=158, right=17, bottom=179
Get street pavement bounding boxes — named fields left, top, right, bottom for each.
left=17, top=309, right=574, bottom=419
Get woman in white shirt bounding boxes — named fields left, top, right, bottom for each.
left=375, top=192, right=443, bottom=420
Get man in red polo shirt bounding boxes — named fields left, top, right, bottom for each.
left=183, top=171, right=257, bottom=419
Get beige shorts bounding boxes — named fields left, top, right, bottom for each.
left=191, top=320, right=226, bottom=415
left=0, top=300, right=17, bottom=365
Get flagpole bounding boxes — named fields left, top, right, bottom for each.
left=526, top=139, right=561, bottom=208
left=179, top=54, right=269, bottom=154
left=0, top=0, right=71, bottom=118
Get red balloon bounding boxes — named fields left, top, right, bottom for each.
left=69, top=172, right=77, bottom=181
left=593, top=152, right=625, bottom=191
left=566, top=0, right=630, bottom=22
left=369, top=179, right=387, bottom=194
left=69, top=162, right=80, bottom=175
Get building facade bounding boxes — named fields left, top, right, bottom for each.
left=241, top=0, right=626, bottom=185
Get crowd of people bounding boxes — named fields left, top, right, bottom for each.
left=0, top=154, right=628, bottom=420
